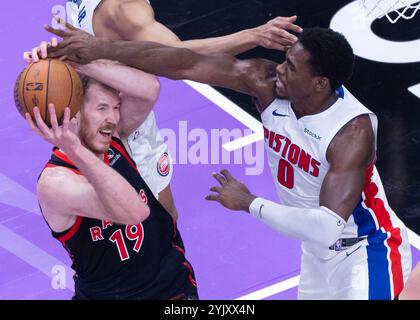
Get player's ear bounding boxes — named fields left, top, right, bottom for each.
left=314, top=77, right=329, bottom=92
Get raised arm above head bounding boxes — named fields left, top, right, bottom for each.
left=46, top=23, right=278, bottom=107
left=96, top=0, right=302, bottom=55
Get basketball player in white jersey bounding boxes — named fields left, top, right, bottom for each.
left=46, top=24, right=413, bottom=300
left=64, top=0, right=302, bottom=221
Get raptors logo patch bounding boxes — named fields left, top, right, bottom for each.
left=108, top=148, right=116, bottom=161
left=157, top=152, right=170, bottom=177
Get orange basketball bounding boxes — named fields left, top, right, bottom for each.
left=14, top=59, right=83, bottom=126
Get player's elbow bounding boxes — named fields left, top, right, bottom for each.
left=132, top=76, right=160, bottom=107
left=147, top=76, right=161, bottom=104
left=132, top=202, right=150, bottom=224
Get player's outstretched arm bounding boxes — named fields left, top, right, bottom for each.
left=31, top=105, right=150, bottom=228
left=103, top=0, right=302, bottom=55
left=205, top=169, right=346, bottom=248
left=204, top=117, right=375, bottom=247
left=46, top=24, right=277, bottom=107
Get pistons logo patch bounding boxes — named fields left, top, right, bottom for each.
left=157, top=152, right=170, bottom=177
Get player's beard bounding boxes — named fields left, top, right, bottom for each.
left=78, top=115, right=110, bottom=156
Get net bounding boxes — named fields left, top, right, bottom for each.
left=360, top=0, right=420, bottom=23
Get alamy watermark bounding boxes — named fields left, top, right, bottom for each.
left=145, top=121, right=266, bottom=176
left=51, top=265, right=66, bottom=290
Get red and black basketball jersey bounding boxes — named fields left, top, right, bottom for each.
left=41, top=137, right=197, bottom=300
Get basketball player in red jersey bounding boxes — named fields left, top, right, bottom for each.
left=26, top=49, right=198, bottom=299
left=46, top=24, right=413, bottom=300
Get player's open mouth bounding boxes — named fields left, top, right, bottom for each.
left=99, top=130, right=112, bottom=137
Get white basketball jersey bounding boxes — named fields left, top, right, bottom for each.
left=66, top=0, right=151, bottom=31
left=261, top=86, right=410, bottom=258
left=66, top=0, right=101, bottom=34
left=66, top=0, right=172, bottom=198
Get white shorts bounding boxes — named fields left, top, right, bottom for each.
left=127, top=111, right=173, bottom=199
left=298, top=229, right=412, bottom=300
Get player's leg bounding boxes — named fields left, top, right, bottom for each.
left=329, top=241, right=369, bottom=300
left=331, top=233, right=411, bottom=300
left=297, top=249, right=330, bottom=300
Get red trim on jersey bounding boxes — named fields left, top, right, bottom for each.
left=44, top=163, right=82, bottom=175
left=53, top=149, right=77, bottom=167
left=173, top=244, right=185, bottom=256
left=57, top=216, right=83, bottom=244
left=169, top=293, right=185, bottom=300
left=363, top=164, right=404, bottom=298
left=103, top=150, right=110, bottom=165
left=182, top=261, right=197, bottom=287
left=111, top=140, right=137, bottom=171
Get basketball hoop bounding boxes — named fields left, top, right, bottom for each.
left=360, top=0, right=420, bottom=23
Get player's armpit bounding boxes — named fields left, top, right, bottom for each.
left=320, top=115, right=375, bottom=221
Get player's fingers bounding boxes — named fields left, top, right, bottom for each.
left=205, top=194, right=220, bottom=202
left=51, top=37, right=58, bottom=48
left=210, top=186, right=222, bottom=194
left=272, top=28, right=298, bottom=43
left=272, top=15, right=296, bottom=22
left=284, top=32, right=299, bottom=44
left=25, top=113, right=43, bottom=136
left=48, top=38, right=74, bottom=54
left=48, top=104, right=59, bottom=132
left=55, top=39, right=73, bottom=50
left=266, top=42, right=287, bottom=52
left=40, top=41, right=49, bottom=59
left=33, top=107, right=51, bottom=135
left=53, top=16, right=76, bottom=31
left=31, top=47, right=40, bottom=63
left=220, top=169, right=235, bottom=182
left=23, top=51, right=33, bottom=64
left=47, top=48, right=70, bottom=59
left=62, top=107, right=70, bottom=131
left=212, top=172, right=227, bottom=186
left=44, top=24, right=69, bottom=38
left=274, top=20, right=303, bottom=34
